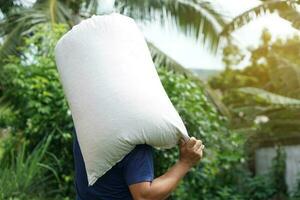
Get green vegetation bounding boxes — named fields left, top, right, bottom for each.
left=209, top=30, right=300, bottom=137
left=157, top=67, right=246, bottom=199
left=1, top=0, right=300, bottom=59
left=208, top=29, right=300, bottom=200
left=0, top=23, right=246, bottom=199
left=0, top=135, right=60, bottom=200
left=0, top=24, right=74, bottom=196
left=1, top=0, right=300, bottom=199
left=1, top=24, right=298, bottom=199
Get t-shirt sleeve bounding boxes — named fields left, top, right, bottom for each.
left=123, top=145, right=154, bottom=186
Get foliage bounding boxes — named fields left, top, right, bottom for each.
left=0, top=135, right=59, bottom=200
left=157, top=67, right=290, bottom=200
left=291, top=180, right=300, bottom=199
left=0, top=24, right=75, bottom=195
left=271, top=146, right=288, bottom=199
left=156, top=67, right=248, bottom=200
left=0, top=22, right=294, bottom=200
left=209, top=30, right=300, bottom=135
left=1, top=0, right=299, bottom=63
left=0, top=0, right=227, bottom=61
left=211, top=29, right=300, bottom=96
left=222, top=41, right=245, bottom=69
left=243, top=175, right=277, bottom=200
left=208, top=29, right=299, bottom=199
left=221, top=0, right=300, bottom=36
left=119, top=0, right=225, bottom=49
left=0, top=23, right=251, bottom=199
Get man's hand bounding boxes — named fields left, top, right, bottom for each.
left=129, top=137, right=204, bottom=200
left=179, top=137, right=204, bottom=168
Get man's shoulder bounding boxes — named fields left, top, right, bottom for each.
left=121, top=144, right=153, bottom=164
left=131, top=144, right=153, bottom=156
left=122, top=144, right=154, bottom=185
left=134, top=144, right=153, bottom=151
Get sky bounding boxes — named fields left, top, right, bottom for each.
left=137, top=0, right=300, bottom=70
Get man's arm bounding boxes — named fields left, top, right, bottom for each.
left=129, top=137, right=204, bottom=200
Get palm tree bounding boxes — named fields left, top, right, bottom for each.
left=210, top=31, right=300, bottom=138
left=1, top=0, right=299, bottom=119
left=2, top=0, right=300, bottom=61
left=0, top=0, right=228, bottom=61
left=221, top=0, right=300, bottom=36
left=0, top=0, right=234, bottom=120
left=2, top=0, right=299, bottom=64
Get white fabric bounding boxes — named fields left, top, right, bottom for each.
left=54, top=13, right=189, bottom=186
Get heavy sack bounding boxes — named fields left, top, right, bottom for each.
left=54, top=13, right=189, bottom=186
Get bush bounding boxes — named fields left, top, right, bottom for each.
left=0, top=135, right=58, bottom=199
left=157, top=68, right=247, bottom=199
left=291, top=180, right=300, bottom=200
left=0, top=24, right=74, bottom=195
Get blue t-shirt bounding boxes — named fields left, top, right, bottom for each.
left=73, top=133, right=154, bottom=200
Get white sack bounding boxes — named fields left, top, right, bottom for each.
left=54, top=13, right=189, bottom=186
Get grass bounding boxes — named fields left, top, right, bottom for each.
left=0, top=135, right=61, bottom=200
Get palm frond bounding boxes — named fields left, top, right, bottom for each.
left=277, top=5, right=300, bottom=29
left=148, top=41, right=193, bottom=74
left=119, top=0, right=226, bottom=50
left=81, top=0, right=99, bottom=16
left=236, top=87, right=300, bottom=108
left=231, top=105, right=272, bottom=117
left=148, top=41, right=231, bottom=117
left=0, top=9, right=47, bottom=60
left=0, top=0, right=73, bottom=61
left=0, top=0, right=17, bottom=16
left=221, top=0, right=299, bottom=36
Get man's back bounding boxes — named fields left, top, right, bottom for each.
left=73, top=134, right=154, bottom=200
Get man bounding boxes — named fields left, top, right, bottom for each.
left=73, top=131, right=204, bottom=200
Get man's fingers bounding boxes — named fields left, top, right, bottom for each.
left=196, top=147, right=204, bottom=156
left=196, top=144, right=204, bottom=151
left=193, top=140, right=202, bottom=151
left=195, top=144, right=205, bottom=154
left=187, top=137, right=197, bottom=148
